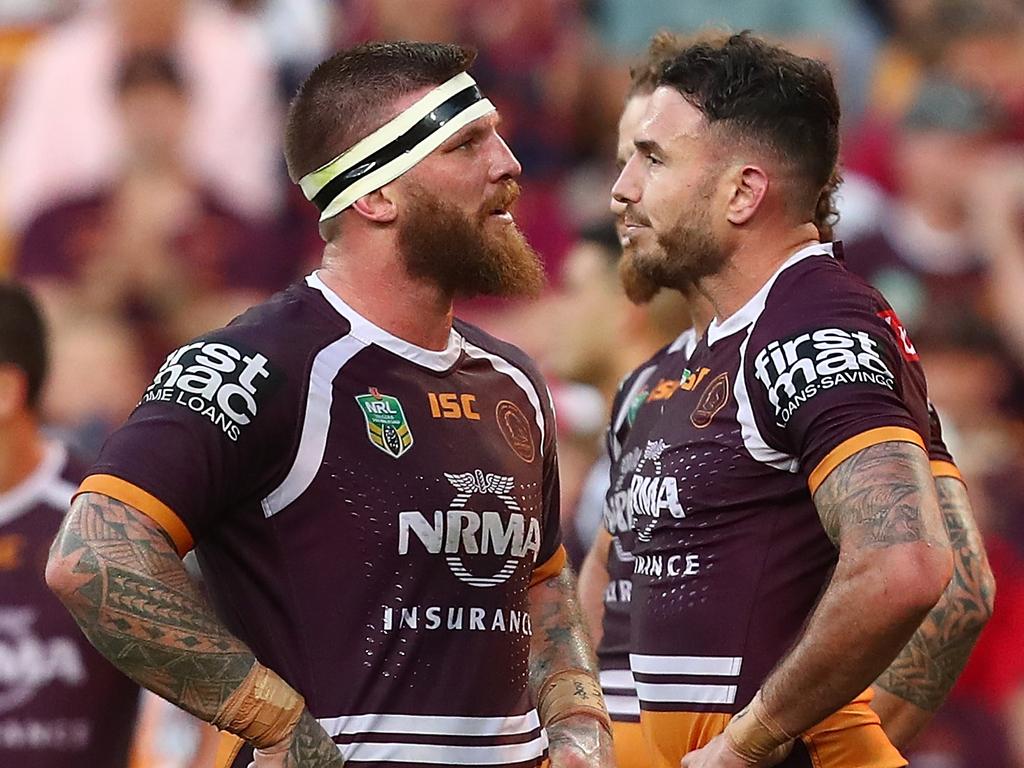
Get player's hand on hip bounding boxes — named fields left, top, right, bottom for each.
left=681, top=733, right=793, bottom=768
left=546, top=713, right=617, bottom=767
left=246, top=712, right=345, bottom=768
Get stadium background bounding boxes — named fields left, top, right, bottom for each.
left=1, top=0, right=1023, bottom=766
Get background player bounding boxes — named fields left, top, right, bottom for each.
left=576, top=31, right=713, bottom=768
left=46, top=43, right=613, bottom=768
left=0, top=281, right=142, bottom=768
left=611, top=33, right=992, bottom=767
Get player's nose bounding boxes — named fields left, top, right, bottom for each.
left=611, top=155, right=641, bottom=210
left=488, top=132, right=522, bottom=182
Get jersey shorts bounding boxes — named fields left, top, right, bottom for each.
left=621, top=242, right=949, bottom=767
left=80, top=273, right=566, bottom=768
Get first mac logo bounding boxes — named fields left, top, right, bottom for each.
left=142, top=341, right=277, bottom=441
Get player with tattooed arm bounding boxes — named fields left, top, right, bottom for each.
left=610, top=33, right=993, bottom=767
left=47, top=42, right=613, bottom=768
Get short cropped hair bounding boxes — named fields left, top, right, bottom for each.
left=657, top=32, right=841, bottom=219
left=0, top=283, right=48, bottom=411
left=284, top=41, right=477, bottom=183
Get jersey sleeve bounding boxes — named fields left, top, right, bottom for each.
left=530, top=383, right=566, bottom=585
left=927, top=402, right=963, bottom=481
left=79, top=332, right=295, bottom=554
left=745, top=275, right=931, bottom=495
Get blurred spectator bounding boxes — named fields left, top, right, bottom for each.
left=966, top=151, right=1024, bottom=373
left=590, top=0, right=880, bottom=118
left=842, top=78, right=1002, bottom=340
left=0, top=280, right=141, bottom=768
left=0, top=0, right=281, bottom=235
left=15, top=51, right=289, bottom=359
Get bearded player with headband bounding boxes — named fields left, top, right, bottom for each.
left=47, top=42, right=615, bottom=768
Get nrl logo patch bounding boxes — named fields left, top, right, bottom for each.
left=355, top=388, right=414, bottom=458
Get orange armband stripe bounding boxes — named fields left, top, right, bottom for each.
left=77, top=475, right=194, bottom=556
left=808, top=428, right=926, bottom=496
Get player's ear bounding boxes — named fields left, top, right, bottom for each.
left=351, top=188, right=398, bottom=224
left=725, top=164, right=769, bottom=225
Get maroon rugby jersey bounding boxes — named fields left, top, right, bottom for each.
left=0, top=442, right=140, bottom=768
left=597, top=329, right=697, bottom=725
left=81, top=272, right=564, bottom=767
left=623, top=242, right=946, bottom=767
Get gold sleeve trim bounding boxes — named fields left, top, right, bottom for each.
left=77, top=474, right=194, bottom=556
left=530, top=544, right=567, bottom=587
left=808, top=427, right=926, bottom=495
left=930, top=460, right=963, bottom=482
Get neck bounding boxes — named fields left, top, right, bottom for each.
left=319, top=241, right=455, bottom=351
left=682, top=285, right=715, bottom=339
left=698, top=223, right=819, bottom=323
left=0, top=416, right=46, bottom=495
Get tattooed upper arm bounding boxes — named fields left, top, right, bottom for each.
left=812, top=441, right=949, bottom=553
left=46, top=492, right=254, bottom=720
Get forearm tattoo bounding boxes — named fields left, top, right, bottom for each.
left=285, top=710, right=346, bottom=767
left=874, top=476, right=995, bottom=710
left=813, top=441, right=948, bottom=551
left=49, top=492, right=255, bottom=720
left=527, top=568, right=597, bottom=697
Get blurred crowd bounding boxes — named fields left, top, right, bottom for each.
left=1, top=0, right=1023, bottom=766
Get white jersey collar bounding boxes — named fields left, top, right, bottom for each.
left=0, top=441, right=69, bottom=527
left=306, top=271, right=464, bottom=372
left=705, top=242, right=834, bottom=347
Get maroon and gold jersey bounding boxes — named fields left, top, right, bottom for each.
left=598, top=328, right=697, bottom=726
left=622, top=243, right=946, bottom=767
left=0, top=442, right=140, bottom=768
left=81, top=273, right=565, bottom=767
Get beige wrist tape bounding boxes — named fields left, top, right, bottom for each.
left=213, top=662, right=306, bottom=749
left=723, top=690, right=794, bottom=764
left=537, top=668, right=612, bottom=735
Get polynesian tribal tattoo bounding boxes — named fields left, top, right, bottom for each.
left=50, top=493, right=344, bottom=766
left=49, top=492, right=256, bottom=718
left=874, top=476, right=995, bottom=711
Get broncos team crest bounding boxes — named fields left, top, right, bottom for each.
left=355, top=388, right=414, bottom=458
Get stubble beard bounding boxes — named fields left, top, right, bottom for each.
left=397, top=182, right=545, bottom=300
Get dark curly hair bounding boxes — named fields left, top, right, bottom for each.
left=658, top=32, right=841, bottom=226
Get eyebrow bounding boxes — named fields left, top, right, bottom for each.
left=444, top=114, right=499, bottom=147
left=633, top=138, right=663, bottom=156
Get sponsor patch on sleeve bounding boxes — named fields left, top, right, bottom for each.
left=140, top=340, right=280, bottom=441
left=752, top=327, right=896, bottom=427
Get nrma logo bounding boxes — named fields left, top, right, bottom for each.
left=398, top=470, right=540, bottom=587
left=0, top=609, right=86, bottom=715
left=753, top=328, right=895, bottom=427
left=142, top=341, right=276, bottom=441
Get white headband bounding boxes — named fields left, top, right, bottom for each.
left=298, top=71, right=496, bottom=222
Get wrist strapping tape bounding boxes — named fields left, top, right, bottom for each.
left=723, top=690, right=794, bottom=764
left=537, top=668, right=612, bottom=735
left=213, top=662, right=306, bottom=749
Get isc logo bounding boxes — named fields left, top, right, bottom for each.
left=428, top=392, right=480, bottom=420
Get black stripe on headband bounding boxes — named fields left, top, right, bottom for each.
left=311, top=84, right=485, bottom=213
